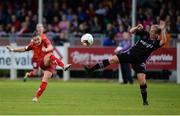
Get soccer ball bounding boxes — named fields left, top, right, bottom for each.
left=81, top=33, right=94, bottom=46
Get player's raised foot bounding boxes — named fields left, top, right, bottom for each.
left=32, top=97, right=38, bottom=102
left=23, top=73, right=28, bottom=82
left=64, top=64, right=72, bottom=71
left=84, top=65, right=92, bottom=74
left=143, top=101, right=149, bottom=106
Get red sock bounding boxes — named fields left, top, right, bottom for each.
left=35, top=81, right=47, bottom=98
left=27, top=71, right=34, bottom=78
left=50, top=55, right=64, bottom=68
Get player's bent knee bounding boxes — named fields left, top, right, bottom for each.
left=137, top=73, right=146, bottom=85
left=42, top=71, right=52, bottom=82
left=109, top=55, right=119, bottom=64
left=44, top=53, right=53, bottom=66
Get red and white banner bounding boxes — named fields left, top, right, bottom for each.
left=68, top=47, right=177, bottom=70
left=146, top=48, right=176, bottom=70
left=68, top=47, right=119, bottom=70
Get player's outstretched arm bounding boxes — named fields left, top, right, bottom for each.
left=159, top=20, right=167, bottom=46
left=6, top=46, right=26, bottom=52
left=130, top=24, right=144, bottom=34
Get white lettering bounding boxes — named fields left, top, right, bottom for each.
left=140, top=40, right=153, bottom=48
left=0, top=46, right=64, bottom=69
left=148, top=54, right=173, bottom=62
left=70, top=51, right=113, bottom=65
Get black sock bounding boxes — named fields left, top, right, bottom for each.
left=90, top=59, right=110, bottom=72
left=140, top=84, right=147, bottom=103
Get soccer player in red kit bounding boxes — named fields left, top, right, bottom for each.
left=7, top=31, right=71, bottom=102
left=23, top=24, right=47, bottom=82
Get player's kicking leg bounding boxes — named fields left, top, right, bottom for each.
left=84, top=55, right=119, bottom=73
left=45, top=53, right=71, bottom=71
left=64, top=64, right=72, bottom=71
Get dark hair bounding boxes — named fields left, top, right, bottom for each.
left=108, top=31, right=116, bottom=39
left=32, top=31, right=39, bottom=37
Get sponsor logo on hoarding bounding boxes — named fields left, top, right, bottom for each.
left=0, top=46, right=64, bottom=69
left=69, top=47, right=177, bottom=70
left=68, top=47, right=118, bottom=69
left=71, top=51, right=113, bottom=65
left=146, top=48, right=176, bottom=70
left=148, top=54, right=173, bottom=62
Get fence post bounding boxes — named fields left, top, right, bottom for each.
left=10, top=43, right=17, bottom=80
left=118, top=65, right=123, bottom=83
left=177, top=42, right=180, bottom=84
left=63, top=43, right=70, bottom=81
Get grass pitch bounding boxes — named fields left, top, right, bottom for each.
left=0, top=79, right=180, bottom=115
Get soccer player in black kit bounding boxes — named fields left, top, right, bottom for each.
left=84, top=21, right=167, bottom=105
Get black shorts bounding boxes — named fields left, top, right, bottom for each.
left=117, top=52, right=146, bottom=73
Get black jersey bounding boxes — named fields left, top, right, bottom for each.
left=129, top=30, right=161, bottom=62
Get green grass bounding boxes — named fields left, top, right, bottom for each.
left=0, top=79, right=180, bottom=115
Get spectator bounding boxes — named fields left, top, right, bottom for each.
left=86, top=3, right=96, bottom=18
left=66, top=8, right=74, bottom=22
left=0, top=0, right=179, bottom=44
left=77, top=6, right=87, bottom=22
left=53, top=32, right=68, bottom=46
left=17, top=22, right=29, bottom=35
left=11, top=15, right=21, bottom=30
left=114, top=32, right=133, bottom=84
left=29, top=15, right=38, bottom=33
left=95, top=3, right=108, bottom=16
left=0, top=25, right=7, bottom=36
left=59, top=14, right=70, bottom=38
left=103, top=33, right=116, bottom=46
left=51, top=16, right=59, bottom=32
left=89, top=16, right=102, bottom=33
left=103, top=23, right=116, bottom=46
left=46, top=24, right=56, bottom=40
left=74, top=23, right=88, bottom=37
left=176, top=16, right=180, bottom=33
left=70, top=15, right=79, bottom=33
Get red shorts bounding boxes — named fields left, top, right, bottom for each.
left=39, top=58, right=56, bottom=74
left=32, top=58, right=40, bottom=69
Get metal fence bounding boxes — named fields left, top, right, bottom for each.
left=0, top=33, right=179, bottom=47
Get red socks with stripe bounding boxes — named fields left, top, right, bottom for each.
left=35, top=81, right=47, bottom=98
left=50, top=55, right=64, bottom=68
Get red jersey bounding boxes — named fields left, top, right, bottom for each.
left=25, top=35, right=52, bottom=60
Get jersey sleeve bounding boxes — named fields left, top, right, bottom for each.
left=25, top=42, right=33, bottom=51
left=135, top=30, right=149, bottom=39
